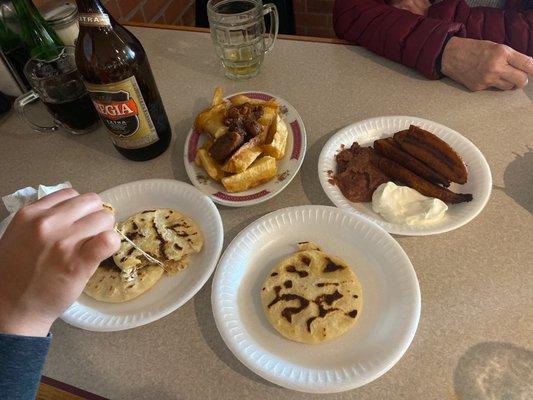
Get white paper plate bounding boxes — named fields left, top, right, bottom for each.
left=61, top=179, right=223, bottom=331
left=212, top=205, right=420, bottom=393
left=318, top=116, right=492, bottom=236
left=184, top=91, right=307, bottom=207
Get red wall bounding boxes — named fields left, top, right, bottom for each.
left=101, top=0, right=196, bottom=26
left=294, top=0, right=334, bottom=37
left=35, top=0, right=335, bottom=38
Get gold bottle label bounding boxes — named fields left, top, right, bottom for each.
left=78, top=13, right=111, bottom=27
left=84, top=76, right=159, bottom=149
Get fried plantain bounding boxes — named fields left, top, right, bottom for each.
left=394, top=126, right=468, bottom=184
left=374, top=137, right=450, bottom=187
left=373, top=156, right=473, bottom=204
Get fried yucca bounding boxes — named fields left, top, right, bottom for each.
left=194, top=88, right=287, bottom=192
left=194, top=87, right=227, bottom=139
left=195, top=148, right=226, bottom=181
left=212, top=87, right=224, bottom=106
left=262, top=115, right=288, bottom=160
left=222, top=144, right=263, bottom=174
left=194, top=102, right=227, bottom=139
left=222, top=156, right=277, bottom=192
left=221, top=122, right=269, bottom=173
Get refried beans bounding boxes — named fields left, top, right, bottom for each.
left=333, top=142, right=389, bottom=202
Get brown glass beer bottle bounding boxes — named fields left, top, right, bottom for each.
left=74, top=0, right=171, bottom=161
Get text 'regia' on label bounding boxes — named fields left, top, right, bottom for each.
left=84, top=76, right=159, bottom=150
left=78, top=13, right=111, bottom=27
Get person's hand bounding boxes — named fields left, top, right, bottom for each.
left=442, top=37, right=533, bottom=91
left=0, top=189, right=120, bottom=337
left=388, top=0, right=430, bottom=15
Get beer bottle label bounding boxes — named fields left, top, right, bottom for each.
left=78, top=13, right=111, bottom=27
left=84, top=76, right=159, bottom=149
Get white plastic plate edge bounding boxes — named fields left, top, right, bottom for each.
left=60, top=179, right=224, bottom=331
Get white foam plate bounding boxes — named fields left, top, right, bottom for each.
left=211, top=205, right=420, bottom=393
left=60, top=179, right=224, bottom=331
left=318, top=116, right=492, bottom=236
left=184, top=91, right=307, bottom=207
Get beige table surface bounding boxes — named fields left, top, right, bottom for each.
left=0, top=26, right=532, bottom=400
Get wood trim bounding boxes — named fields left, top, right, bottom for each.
left=280, top=34, right=348, bottom=45
left=123, top=21, right=209, bottom=33
left=122, top=21, right=350, bottom=45
left=37, top=376, right=108, bottom=400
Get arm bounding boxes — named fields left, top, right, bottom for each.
left=440, top=35, right=533, bottom=90
left=430, top=0, right=533, bottom=90
left=428, top=0, right=533, bottom=55
left=333, top=0, right=465, bottom=79
left=0, top=333, right=51, bottom=400
left=0, top=189, right=119, bottom=399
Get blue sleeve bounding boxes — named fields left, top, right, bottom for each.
left=0, top=332, right=51, bottom=400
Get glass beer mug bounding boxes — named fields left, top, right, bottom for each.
left=15, top=45, right=99, bottom=134
left=207, top=0, right=278, bottom=79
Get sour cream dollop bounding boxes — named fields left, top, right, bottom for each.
left=371, top=182, right=448, bottom=225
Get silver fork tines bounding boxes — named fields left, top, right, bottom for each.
left=115, top=228, right=168, bottom=273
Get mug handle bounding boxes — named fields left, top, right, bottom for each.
left=14, top=90, right=59, bottom=133
left=262, top=3, right=278, bottom=53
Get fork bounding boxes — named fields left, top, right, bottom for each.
left=114, top=228, right=168, bottom=273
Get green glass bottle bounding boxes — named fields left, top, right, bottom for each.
left=0, top=17, right=31, bottom=88
left=11, top=0, right=64, bottom=60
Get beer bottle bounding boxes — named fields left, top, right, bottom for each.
left=74, top=0, right=171, bottom=161
left=11, top=0, right=63, bottom=60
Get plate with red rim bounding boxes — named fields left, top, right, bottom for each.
left=184, top=91, right=307, bottom=208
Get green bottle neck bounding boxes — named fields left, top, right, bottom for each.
left=0, top=22, right=20, bottom=53
left=11, top=0, right=36, bottom=17
left=0, top=18, right=17, bottom=42
left=11, top=0, right=63, bottom=59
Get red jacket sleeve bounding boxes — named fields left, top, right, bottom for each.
left=428, top=0, right=533, bottom=55
left=333, top=0, right=465, bottom=79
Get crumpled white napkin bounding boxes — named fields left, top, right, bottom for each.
left=0, top=182, right=72, bottom=235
